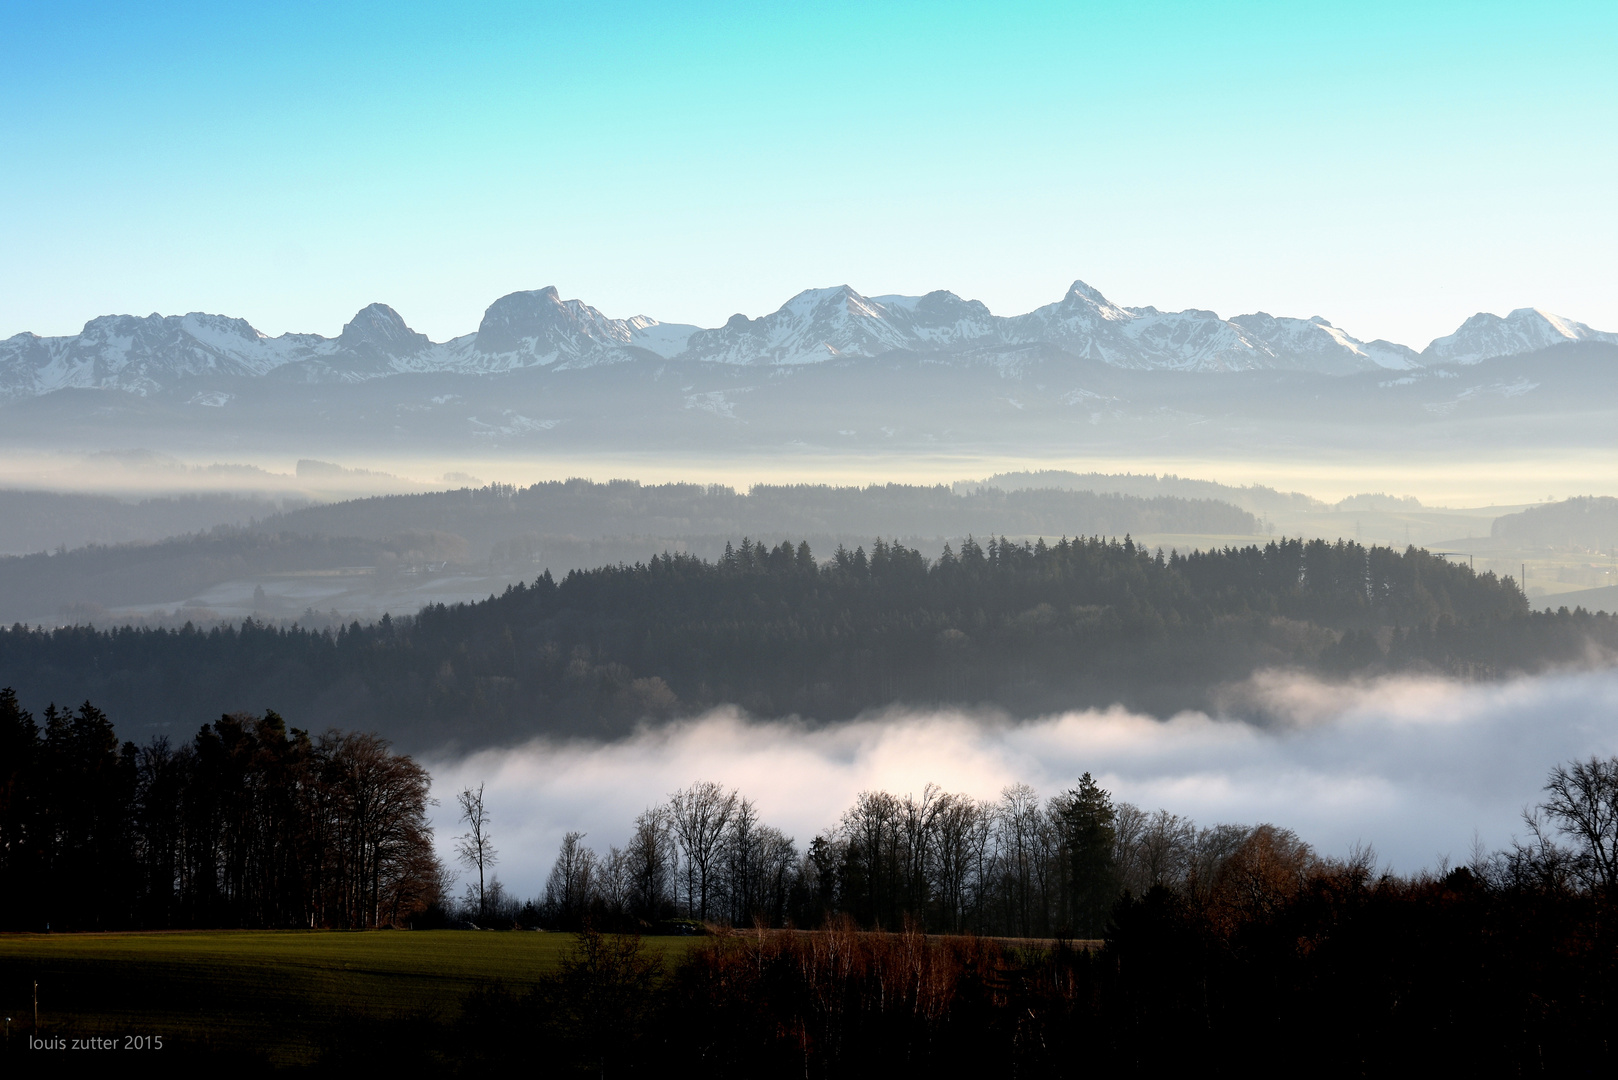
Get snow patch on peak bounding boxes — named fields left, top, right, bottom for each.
left=677, top=285, right=1000, bottom=365
left=1229, top=311, right=1413, bottom=373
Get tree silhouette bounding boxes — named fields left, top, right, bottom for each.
left=456, top=783, right=498, bottom=922
left=1536, top=755, right=1618, bottom=894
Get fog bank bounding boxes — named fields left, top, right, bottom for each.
left=425, top=668, right=1618, bottom=898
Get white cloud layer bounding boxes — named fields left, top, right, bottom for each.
left=425, top=668, right=1618, bottom=898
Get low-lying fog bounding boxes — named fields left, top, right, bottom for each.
left=3, top=447, right=1614, bottom=508
left=425, top=667, right=1618, bottom=898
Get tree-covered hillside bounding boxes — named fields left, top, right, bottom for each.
left=3, top=535, right=1604, bottom=753
left=258, top=479, right=1259, bottom=555
left=1491, top=496, right=1618, bottom=550
left=0, top=480, right=1257, bottom=624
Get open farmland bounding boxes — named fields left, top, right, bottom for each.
left=0, top=930, right=697, bottom=1067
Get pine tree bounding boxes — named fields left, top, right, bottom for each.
left=1060, top=772, right=1117, bottom=937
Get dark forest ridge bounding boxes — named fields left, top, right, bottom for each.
left=4, top=533, right=1610, bottom=754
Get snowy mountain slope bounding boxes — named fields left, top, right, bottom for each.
left=678, top=286, right=959, bottom=365
left=0, top=311, right=334, bottom=397
left=1230, top=313, right=1421, bottom=373
left=1421, top=307, right=1618, bottom=365
left=998, top=281, right=1143, bottom=364
left=1115, top=304, right=1271, bottom=372
left=674, top=280, right=1424, bottom=374
left=2, top=281, right=1611, bottom=401
left=0, top=290, right=701, bottom=397
left=871, top=291, right=1000, bottom=349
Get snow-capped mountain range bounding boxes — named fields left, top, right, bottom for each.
left=2, top=280, right=1613, bottom=400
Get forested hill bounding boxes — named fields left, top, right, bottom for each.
left=1491, top=496, right=1618, bottom=549
left=4, top=535, right=1607, bottom=753
left=0, top=480, right=1260, bottom=625
left=256, top=480, right=1258, bottom=555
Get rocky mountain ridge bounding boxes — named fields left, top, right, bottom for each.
left=2, top=280, right=1612, bottom=400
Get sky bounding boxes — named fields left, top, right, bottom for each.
left=3, top=1, right=1615, bottom=349
left=425, top=667, right=1618, bottom=897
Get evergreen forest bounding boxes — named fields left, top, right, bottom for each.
left=3, top=535, right=1612, bottom=751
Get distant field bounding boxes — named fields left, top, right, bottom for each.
left=0, top=930, right=696, bottom=1066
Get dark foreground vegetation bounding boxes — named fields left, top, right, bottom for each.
left=6, top=534, right=1610, bottom=750
left=438, top=875, right=1617, bottom=1079
left=311, top=752, right=1618, bottom=1075
left=0, top=691, right=444, bottom=932
left=6, top=866, right=1612, bottom=1075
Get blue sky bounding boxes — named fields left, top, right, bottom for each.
left=3, top=1, right=1614, bottom=347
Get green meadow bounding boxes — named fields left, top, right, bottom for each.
left=0, top=930, right=696, bottom=1067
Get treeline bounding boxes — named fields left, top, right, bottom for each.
left=2, top=535, right=1587, bottom=751
left=523, top=777, right=1291, bottom=940
left=513, top=755, right=1618, bottom=944
left=0, top=691, right=444, bottom=931
left=261, top=479, right=1259, bottom=554
left=961, top=469, right=1328, bottom=513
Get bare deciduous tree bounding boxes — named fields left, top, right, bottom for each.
left=455, top=783, right=497, bottom=922
left=1187, top=823, right=1252, bottom=900
left=841, top=790, right=900, bottom=925
left=725, top=796, right=762, bottom=925
left=899, top=784, right=942, bottom=917
left=1534, top=755, right=1618, bottom=893
left=544, top=830, right=596, bottom=923
left=670, top=781, right=737, bottom=921
left=598, top=845, right=632, bottom=914
left=932, top=793, right=984, bottom=932
left=1211, top=824, right=1315, bottom=927
left=627, top=805, right=676, bottom=920
left=999, top=783, right=1045, bottom=937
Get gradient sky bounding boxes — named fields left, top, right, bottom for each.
left=3, top=1, right=1615, bottom=348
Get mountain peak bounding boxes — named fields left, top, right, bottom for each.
left=1423, top=306, right=1618, bottom=364
left=338, top=303, right=429, bottom=357
left=783, top=285, right=863, bottom=307
left=474, top=289, right=572, bottom=354
left=1066, top=280, right=1112, bottom=306
left=469, top=287, right=683, bottom=367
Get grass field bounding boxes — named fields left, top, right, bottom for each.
left=0, top=929, right=697, bottom=1067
